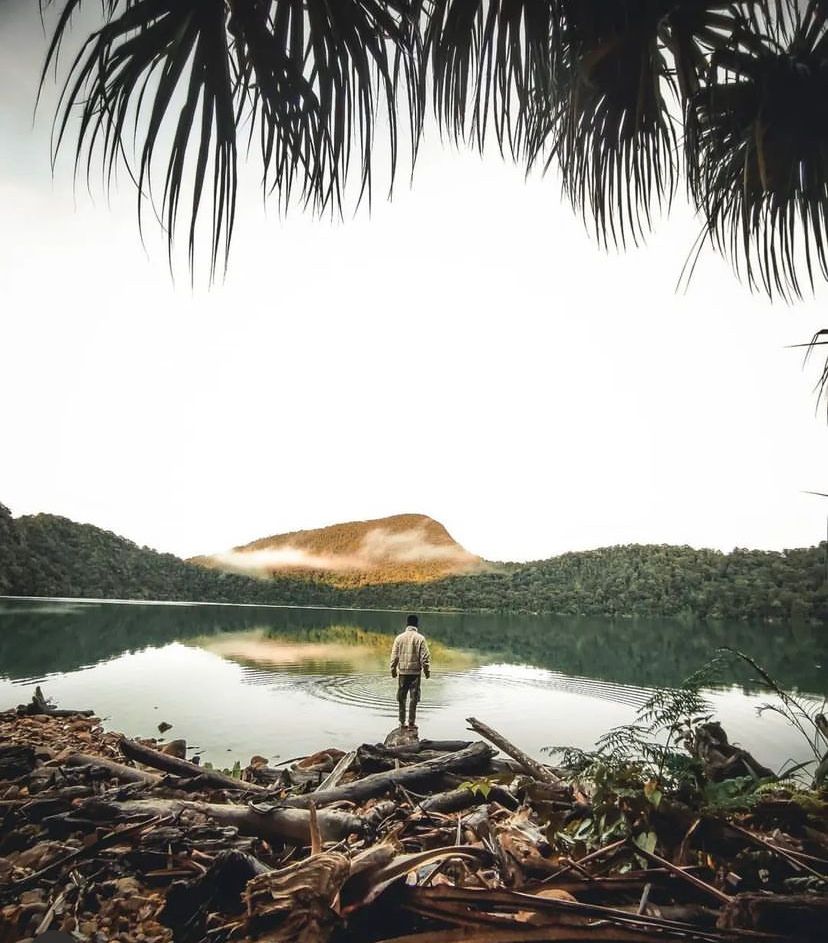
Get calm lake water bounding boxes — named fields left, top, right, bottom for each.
left=0, top=598, right=825, bottom=772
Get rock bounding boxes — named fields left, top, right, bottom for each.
left=114, top=876, right=141, bottom=897
left=158, top=740, right=187, bottom=760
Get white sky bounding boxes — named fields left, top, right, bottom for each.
left=1, top=2, right=827, bottom=563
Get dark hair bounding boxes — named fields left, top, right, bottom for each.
left=406, top=614, right=419, bottom=627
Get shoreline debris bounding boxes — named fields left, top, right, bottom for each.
left=0, top=696, right=826, bottom=943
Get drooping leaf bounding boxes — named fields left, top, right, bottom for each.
left=41, top=0, right=422, bottom=276
left=687, top=1, right=828, bottom=299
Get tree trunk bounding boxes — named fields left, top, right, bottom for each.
left=63, top=752, right=161, bottom=785
left=120, top=737, right=267, bottom=792
left=718, top=892, right=828, bottom=941
left=98, top=797, right=365, bottom=844
left=466, top=718, right=559, bottom=784
left=18, top=686, right=94, bottom=718
left=280, top=741, right=495, bottom=809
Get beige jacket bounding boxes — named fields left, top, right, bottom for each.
left=390, top=626, right=431, bottom=675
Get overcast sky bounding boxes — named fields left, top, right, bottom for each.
left=1, top=1, right=827, bottom=563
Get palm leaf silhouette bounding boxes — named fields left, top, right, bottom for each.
left=40, top=0, right=420, bottom=276
left=30, top=0, right=828, bottom=355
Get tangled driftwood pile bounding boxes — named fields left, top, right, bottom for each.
left=1, top=693, right=826, bottom=943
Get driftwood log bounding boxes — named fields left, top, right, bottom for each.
left=315, top=750, right=356, bottom=792
left=718, top=892, right=828, bottom=942
left=62, top=752, right=161, bottom=785
left=683, top=722, right=774, bottom=782
left=18, top=686, right=94, bottom=718
left=0, top=743, right=37, bottom=780
left=280, top=740, right=496, bottom=809
left=120, top=737, right=268, bottom=793
left=466, top=717, right=560, bottom=784
left=356, top=743, right=465, bottom=773
left=96, top=797, right=365, bottom=844
left=418, top=785, right=519, bottom=815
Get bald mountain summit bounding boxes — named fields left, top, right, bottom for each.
left=189, top=514, right=485, bottom=587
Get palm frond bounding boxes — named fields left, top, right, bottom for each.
left=422, top=0, right=555, bottom=155
left=687, top=0, right=828, bottom=299
left=527, top=1, right=683, bottom=249
left=42, top=0, right=241, bottom=277
left=803, top=328, right=828, bottom=415
left=41, top=0, right=422, bottom=275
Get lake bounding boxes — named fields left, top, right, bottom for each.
left=0, top=598, right=825, bottom=773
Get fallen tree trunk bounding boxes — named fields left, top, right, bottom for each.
left=419, top=784, right=518, bottom=815
left=316, top=750, right=356, bottom=793
left=95, top=797, right=365, bottom=844
left=718, top=892, right=828, bottom=941
left=418, top=788, right=487, bottom=815
left=120, top=737, right=267, bottom=793
left=0, top=744, right=36, bottom=780
left=381, top=739, right=473, bottom=756
left=62, top=752, right=161, bottom=785
left=683, top=722, right=774, bottom=783
left=18, top=686, right=94, bottom=718
left=356, top=743, right=457, bottom=773
left=466, top=717, right=559, bottom=784
left=281, top=741, right=496, bottom=809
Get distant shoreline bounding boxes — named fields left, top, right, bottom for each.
left=0, top=594, right=420, bottom=615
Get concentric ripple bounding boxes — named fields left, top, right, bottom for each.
left=236, top=661, right=652, bottom=715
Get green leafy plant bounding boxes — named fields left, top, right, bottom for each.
left=457, top=773, right=513, bottom=799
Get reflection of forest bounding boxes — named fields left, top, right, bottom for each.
left=0, top=600, right=825, bottom=695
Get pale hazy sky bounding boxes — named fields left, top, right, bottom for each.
left=1, top=2, right=827, bottom=563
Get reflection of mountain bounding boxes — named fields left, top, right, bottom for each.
left=1, top=599, right=825, bottom=697
left=190, top=513, right=484, bottom=585
left=200, top=627, right=476, bottom=673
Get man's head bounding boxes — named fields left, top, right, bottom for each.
left=406, top=614, right=419, bottom=628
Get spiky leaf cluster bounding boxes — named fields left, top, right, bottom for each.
left=38, top=0, right=828, bottom=321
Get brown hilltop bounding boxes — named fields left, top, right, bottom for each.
left=189, top=513, right=484, bottom=586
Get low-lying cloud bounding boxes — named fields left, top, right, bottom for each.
left=211, top=523, right=479, bottom=576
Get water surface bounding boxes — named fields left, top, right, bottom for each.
left=0, top=598, right=824, bottom=772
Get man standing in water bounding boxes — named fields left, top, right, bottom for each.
left=390, top=614, right=431, bottom=728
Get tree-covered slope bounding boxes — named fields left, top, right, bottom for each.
left=3, top=507, right=338, bottom=607
left=190, top=513, right=483, bottom=585
left=1, top=503, right=826, bottom=623
left=344, top=544, right=828, bottom=624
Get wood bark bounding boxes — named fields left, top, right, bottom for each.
left=382, top=739, right=473, bottom=756
left=62, top=752, right=161, bottom=785
left=280, top=741, right=495, bottom=809
left=17, top=686, right=94, bottom=718
left=100, top=797, right=365, bottom=844
left=315, top=750, right=356, bottom=792
left=0, top=743, right=36, bottom=780
left=683, top=722, right=774, bottom=782
left=120, top=737, right=267, bottom=792
left=356, top=743, right=456, bottom=773
left=418, top=788, right=486, bottom=815
left=718, top=892, right=828, bottom=941
left=466, top=717, right=559, bottom=784
left=418, top=785, right=518, bottom=815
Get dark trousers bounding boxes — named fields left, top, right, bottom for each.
left=397, top=673, right=421, bottom=723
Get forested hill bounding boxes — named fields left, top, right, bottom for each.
left=189, top=513, right=483, bottom=585
left=0, top=507, right=335, bottom=607
left=1, top=504, right=826, bottom=623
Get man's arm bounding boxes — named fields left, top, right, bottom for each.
left=390, top=636, right=400, bottom=676
left=420, top=637, right=431, bottom=678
